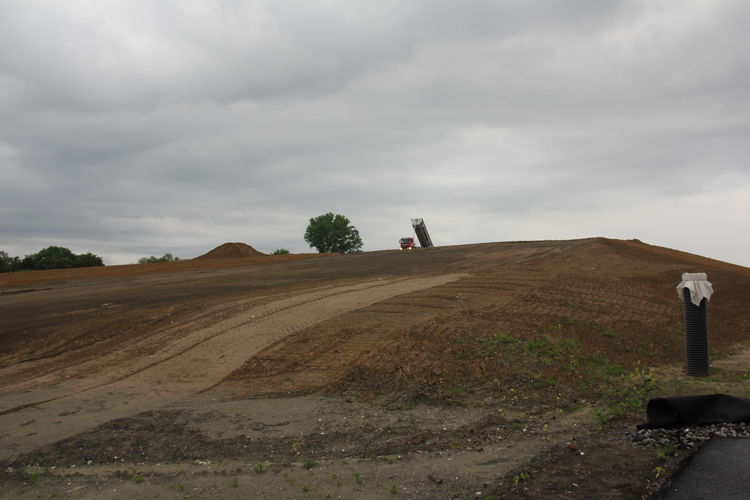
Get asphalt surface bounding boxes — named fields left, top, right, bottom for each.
left=662, top=439, right=750, bottom=499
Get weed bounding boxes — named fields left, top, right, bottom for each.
left=493, top=332, right=518, bottom=344
left=512, top=472, right=529, bottom=485
left=602, top=329, right=616, bottom=338
left=354, top=472, right=364, bottom=484
left=131, top=475, right=145, bottom=483
left=593, top=368, right=658, bottom=424
left=657, top=443, right=676, bottom=460
left=231, top=478, right=239, bottom=488
left=390, top=484, right=398, bottom=494
left=524, top=336, right=554, bottom=354
left=254, top=462, right=266, bottom=474
left=654, top=466, right=666, bottom=478
left=302, top=484, right=310, bottom=492
left=303, top=459, right=316, bottom=470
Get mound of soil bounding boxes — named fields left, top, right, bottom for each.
left=194, top=242, right=266, bottom=260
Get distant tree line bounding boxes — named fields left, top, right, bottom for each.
left=0, top=246, right=104, bottom=273
left=137, top=253, right=181, bottom=264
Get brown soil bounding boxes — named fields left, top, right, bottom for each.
left=1, top=237, right=749, bottom=499
left=0, top=251, right=329, bottom=289
left=194, top=242, right=266, bottom=259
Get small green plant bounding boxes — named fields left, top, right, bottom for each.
left=303, top=459, right=316, bottom=470
left=654, top=466, right=666, bottom=478
left=512, top=472, right=529, bottom=485
left=602, top=329, right=616, bottom=338
left=131, top=475, right=145, bottom=483
left=657, top=443, right=676, bottom=460
left=232, top=478, right=239, bottom=488
left=271, top=249, right=290, bottom=255
left=354, top=472, right=364, bottom=484
left=302, top=484, right=310, bottom=492
left=492, top=333, right=517, bottom=344
left=390, top=484, right=398, bottom=494
left=254, top=462, right=266, bottom=473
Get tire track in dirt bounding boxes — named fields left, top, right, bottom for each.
left=0, top=274, right=467, bottom=462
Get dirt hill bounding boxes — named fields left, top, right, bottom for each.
left=1, top=237, right=749, bottom=499
left=194, top=242, right=266, bottom=259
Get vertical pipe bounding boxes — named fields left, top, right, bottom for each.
left=682, top=287, right=709, bottom=377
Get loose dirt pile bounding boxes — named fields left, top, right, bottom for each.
left=194, top=242, right=266, bottom=260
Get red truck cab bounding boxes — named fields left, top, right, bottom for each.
left=399, top=237, right=415, bottom=250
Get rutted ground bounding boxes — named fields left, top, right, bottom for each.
left=0, top=274, right=466, bottom=460
left=1, top=238, right=749, bottom=499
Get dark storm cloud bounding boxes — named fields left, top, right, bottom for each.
left=1, top=1, right=748, bottom=265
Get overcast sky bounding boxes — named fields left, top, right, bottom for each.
left=1, top=1, right=748, bottom=267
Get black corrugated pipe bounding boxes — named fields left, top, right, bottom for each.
left=682, top=287, right=709, bottom=377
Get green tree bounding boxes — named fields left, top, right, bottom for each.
left=18, top=246, right=104, bottom=270
left=27, top=245, right=76, bottom=270
left=271, top=249, right=290, bottom=255
left=0, top=251, right=21, bottom=273
left=138, top=253, right=181, bottom=264
left=304, top=212, right=363, bottom=254
left=74, top=252, right=104, bottom=268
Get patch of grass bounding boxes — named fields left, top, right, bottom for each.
left=253, top=462, right=266, bottom=474
left=602, top=329, right=616, bottom=338
left=353, top=472, right=364, bottom=484
left=592, top=368, right=658, bottom=425
left=474, top=333, right=518, bottom=356
left=524, top=336, right=556, bottom=355
left=303, top=459, right=316, bottom=470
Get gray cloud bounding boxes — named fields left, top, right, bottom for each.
left=1, top=0, right=748, bottom=266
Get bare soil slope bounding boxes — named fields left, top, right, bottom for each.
left=1, top=238, right=749, bottom=499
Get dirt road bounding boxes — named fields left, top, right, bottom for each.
left=0, top=274, right=466, bottom=460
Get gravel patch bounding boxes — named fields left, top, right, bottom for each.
left=630, top=423, right=750, bottom=449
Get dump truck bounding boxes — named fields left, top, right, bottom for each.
left=399, top=237, right=416, bottom=250
left=411, top=218, right=433, bottom=248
